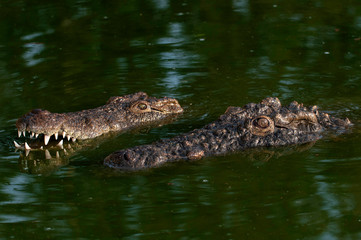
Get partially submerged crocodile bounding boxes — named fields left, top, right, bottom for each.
left=104, top=97, right=351, bottom=170
left=15, top=92, right=183, bottom=150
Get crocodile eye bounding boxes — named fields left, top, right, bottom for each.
left=255, top=117, right=270, bottom=128
left=137, top=103, right=148, bottom=110
left=250, top=116, right=274, bottom=136
left=130, top=101, right=151, bottom=113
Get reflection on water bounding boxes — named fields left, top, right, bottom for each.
left=159, top=49, right=203, bottom=89
left=156, top=21, right=207, bottom=95
left=21, top=29, right=54, bottom=67
left=23, top=43, right=45, bottom=67
left=0, top=173, right=36, bottom=223
left=232, top=0, right=250, bottom=15
left=315, top=175, right=343, bottom=239
left=0, top=174, right=35, bottom=205
left=0, top=0, right=361, bottom=239
left=246, top=55, right=275, bottom=80
left=151, top=0, right=169, bottom=10
left=157, top=22, right=188, bottom=46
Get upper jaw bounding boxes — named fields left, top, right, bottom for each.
left=16, top=110, right=67, bottom=145
left=15, top=97, right=184, bottom=147
left=16, top=110, right=94, bottom=146
left=17, top=126, right=79, bottom=146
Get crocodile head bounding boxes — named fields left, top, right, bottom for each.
left=16, top=92, right=183, bottom=147
left=222, top=97, right=351, bottom=144
left=104, top=97, right=351, bottom=170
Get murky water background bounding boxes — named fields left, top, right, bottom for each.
left=1, top=0, right=361, bottom=239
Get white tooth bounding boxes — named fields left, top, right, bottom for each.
left=25, top=149, right=30, bottom=157
left=63, top=148, right=68, bottom=155
left=56, top=140, right=63, bottom=148
left=56, top=151, right=60, bottom=158
left=67, top=136, right=70, bottom=141
left=45, top=150, right=51, bottom=159
left=18, top=131, right=22, bottom=137
left=44, top=135, right=50, bottom=145
left=31, top=132, right=35, bottom=138
left=25, top=142, right=31, bottom=150
left=55, top=133, right=58, bottom=140
left=14, top=141, right=22, bottom=148
left=71, top=137, right=76, bottom=142
left=35, top=133, right=39, bottom=138
left=63, top=132, right=66, bottom=138
left=40, top=146, right=43, bottom=150
left=22, top=131, right=26, bottom=137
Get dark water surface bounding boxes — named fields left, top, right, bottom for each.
left=1, top=0, right=361, bottom=239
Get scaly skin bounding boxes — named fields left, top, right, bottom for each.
left=104, top=97, right=351, bottom=170
left=16, top=92, right=183, bottom=147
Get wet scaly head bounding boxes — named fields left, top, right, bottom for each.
left=15, top=92, right=183, bottom=150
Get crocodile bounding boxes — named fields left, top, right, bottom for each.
left=104, top=97, right=351, bottom=170
left=15, top=92, right=183, bottom=150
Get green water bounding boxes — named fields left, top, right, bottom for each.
left=1, top=0, right=361, bottom=239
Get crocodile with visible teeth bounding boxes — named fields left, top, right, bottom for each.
left=15, top=92, right=183, bottom=149
left=104, top=97, right=351, bottom=170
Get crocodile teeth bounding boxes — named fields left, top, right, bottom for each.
left=18, top=131, right=22, bottom=137
left=57, top=140, right=63, bottom=149
left=22, top=131, right=26, bottom=137
left=45, top=150, right=51, bottom=159
left=35, top=133, right=39, bottom=138
left=14, top=141, right=22, bottom=148
left=44, top=135, right=50, bottom=145
left=71, top=137, right=76, bottom=142
left=55, top=133, right=58, bottom=140
left=24, top=142, right=31, bottom=150
left=67, top=136, right=71, bottom=141
left=56, top=151, right=60, bottom=158
left=63, top=132, right=66, bottom=138
left=30, top=132, right=35, bottom=138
